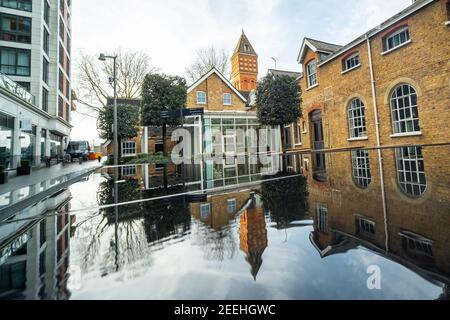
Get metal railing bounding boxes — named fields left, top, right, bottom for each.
left=0, top=72, right=36, bottom=105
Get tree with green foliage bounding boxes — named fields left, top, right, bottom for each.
left=141, top=73, right=187, bottom=158
left=98, top=103, right=140, bottom=157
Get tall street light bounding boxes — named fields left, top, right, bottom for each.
left=99, top=53, right=118, bottom=166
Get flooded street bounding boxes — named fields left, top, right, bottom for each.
left=1, top=148, right=449, bottom=300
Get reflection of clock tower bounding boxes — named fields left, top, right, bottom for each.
left=231, top=30, right=258, bottom=92
left=239, top=207, right=268, bottom=280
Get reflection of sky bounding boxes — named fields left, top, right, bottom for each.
left=67, top=175, right=444, bottom=300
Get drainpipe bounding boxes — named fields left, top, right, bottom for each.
left=366, top=34, right=389, bottom=253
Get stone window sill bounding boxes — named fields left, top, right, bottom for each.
left=390, top=131, right=422, bottom=138
left=341, top=64, right=361, bottom=75
left=381, top=40, right=412, bottom=56
left=445, top=21, right=450, bottom=26
left=347, top=136, right=368, bottom=142
left=306, top=83, right=319, bottom=91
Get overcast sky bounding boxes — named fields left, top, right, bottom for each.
left=70, top=0, right=411, bottom=144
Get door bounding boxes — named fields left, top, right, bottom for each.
left=310, top=110, right=326, bottom=181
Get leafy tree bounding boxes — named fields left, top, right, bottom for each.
left=97, top=103, right=140, bottom=157
left=256, top=74, right=302, bottom=170
left=185, top=46, right=230, bottom=83
left=141, top=73, right=187, bottom=156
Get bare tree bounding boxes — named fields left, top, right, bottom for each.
left=185, top=46, right=230, bottom=83
left=75, top=49, right=155, bottom=115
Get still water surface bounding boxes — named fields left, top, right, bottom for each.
left=0, top=153, right=449, bottom=300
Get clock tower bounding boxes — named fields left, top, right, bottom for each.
left=231, top=31, right=258, bottom=92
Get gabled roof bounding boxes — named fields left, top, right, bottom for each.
left=233, top=30, right=257, bottom=56
left=297, top=37, right=343, bottom=64
left=267, top=69, right=302, bottom=79
left=187, top=67, right=248, bottom=103
left=316, top=0, right=436, bottom=67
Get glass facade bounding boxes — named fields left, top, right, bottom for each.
left=20, top=125, right=35, bottom=163
left=50, top=133, right=62, bottom=159
left=0, top=112, right=14, bottom=168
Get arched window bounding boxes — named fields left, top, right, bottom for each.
left=395, top=146, right=427, bottom=197
left=351, top=150, right=371, bottom=188
left=390, top=84, right=420, bottom=134
left=348, top=98, right=367, bottom=138
left=306, top=60, right=317, bottom=88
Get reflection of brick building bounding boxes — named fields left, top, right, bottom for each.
left=190, top=191, right=250, bottom=230
left=239, top=207, right=268, bottom=280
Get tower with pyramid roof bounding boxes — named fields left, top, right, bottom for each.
left=231, top=30, right=258, bottom=92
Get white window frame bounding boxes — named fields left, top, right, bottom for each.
left=196, top=91, right=207, bottom=105
left=200, top=203, right=211, bottom=220
left=390, top=84, right=420, bottom=134
left=121, top=165, right=136, bottom=177
left=227, top=199, right=236, bottom=213
left=348, top=98, right=367, bottom=139
left=317, top=204, right=328, bottom=233
left=121, top=140, right=136, bottom=157
left=306, top=60, right=317, bottom=88
left=400, top=231, right=433, bottom=257
left=395, top=146, right=427, bottom=197
left=343, top=53, right=360, bottom=73
left=351, top=150, right=372, bottom=188
left=384, top=27, right=410, bottom=53
left=223, top=93, right=232, bottom=106
left=293, top=121, right=302, bottom=146
left=357, top=217, right=375, bottom=237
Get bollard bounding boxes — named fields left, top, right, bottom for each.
left=79, top=157, right=83, bottom=165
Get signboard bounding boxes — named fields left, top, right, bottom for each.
left=160, top=108, right=204, bottom=119
left=20, top=119, right=32, bottom=131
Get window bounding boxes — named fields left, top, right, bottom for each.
left=343, top=53, right=360, bottom=71
left=306, top=60, right=317, bottom=87
left=121, top=141, right=136, bottom=156
left=44, top=1, right=50, bottom=25
left=317, top=204, right=328, bottom=233
left=58, top=96, right=64, bottom=118
left=121, top=165, right=136, bottom=177
left=447, top=1, right=450, bottom=22
left=227, top=199, right=236, bottom=213
left=66, top=80, right=70, bottom=100
left=400, top=231, right=433, bottom=258
left=357, top=217, right=375, bottom=237
left=42, top=87, right=48, bottom=112
left=384, top=27, right=410, bottom=52
left=0, top=0, right=32, bottom=12
left=42, top=58, right=49, bottom=84
left=223, top=93, right=232, bottom=106
left=196, top=91, right=206, bottom=104
left=155, top=141, right=164, bottom=171
left=0, top=14, right=32, bottom=43
left=59, top=69, right=65, bottom=93
left=294, top=121, right=302, bottom=145
left=283, top=125, right=292, bottom=148
left=200, top=203, right=211, bottom=220
left=39, top=219, right=46, bottom=247
left=352, top=150, right=372, bottom=188
left=17, top=81, right=29, bottom=91
left=59, top=17, right=64, bottom=41
left=59, top=44, right=64, bottom=67
left=348, top=98, right=367, bottom=138
left=43, top=28, right=49, bottom=54
left=244, top=44, right=250, bottom=52
left=0, top=47, right=30, bottom=76
left=396, top=146, right=427, bottom=197
left=390, top=84, right=420, bottom=134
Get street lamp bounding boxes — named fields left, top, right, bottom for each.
left=99, top=53, right=118, bottom=167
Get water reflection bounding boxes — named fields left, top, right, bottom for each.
left=0, top=148, right=449, bottom=300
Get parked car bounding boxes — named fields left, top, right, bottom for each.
left=66, top=141, right=91, bottom=161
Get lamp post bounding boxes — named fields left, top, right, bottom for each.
left=99, top=53, right=118, bottom=166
